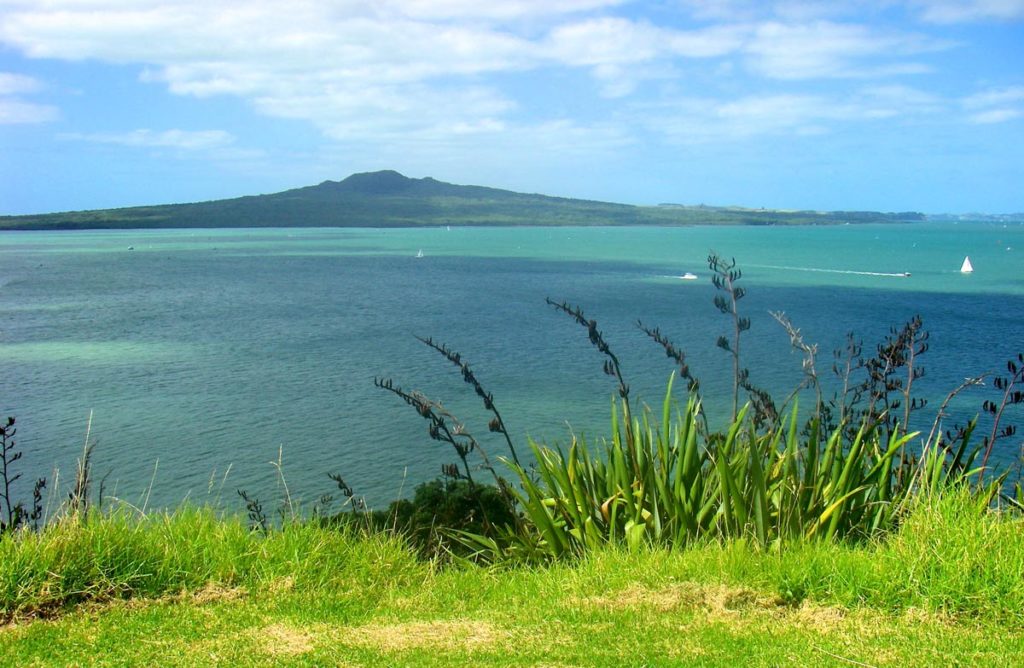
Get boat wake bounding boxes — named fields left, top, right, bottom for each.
left=747, top=264, right=911, bottom=278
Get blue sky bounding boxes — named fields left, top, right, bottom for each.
left=1, top=1, right=1022, bottom=215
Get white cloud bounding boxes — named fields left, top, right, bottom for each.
left=0, top=98, right=59, bottom=123
left=0, top=0, right=1012, bottom=154
left=61, top=128, right=236, bottom=150
left=384, top=0, right=627, bottom=20
left=961, top=85, right=1024, bottom=124
left=544, top=18, right=664, bottom=66
left=962, top=85, right=1024, bottom=108
left=549, top=16, right=949, bottom=90
left=744, top=21, right=945, bottom=79
left=542, top=19, right=750, bottom=97
left=0, top=71, right=44, bottom=94
left=0, top=2, right=676, bottom=144
left=909, top=0, right=1024, bottom=23
left=770, top=1, right=868, bottom=21
left=267, top=84, right=518, bottom=142
left=677, top=0, right=767, bottom=22
left=666, top=24, right=751, bottom=58
left=718, top=93, right=848, bottom=126
left=0, top=71, right=57, bottom=123
left=544, top=19, right=745, bottom=65
left=639, top=84, right=947, bottom=143
left=857, top=84, right=944, bottom=116
left=968, top=108, right=1022, bottom=123
left=681, top=1, right=1024, bottom=23
left=0, top=1, right=551, bottom=145
left=636, top=94, right=836, bottom=144
left=678, top=0, right=865, bottom=22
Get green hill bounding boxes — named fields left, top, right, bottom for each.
left=0, top=170, right=925, bottom=230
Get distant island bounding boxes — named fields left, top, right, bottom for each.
left=0, top=170, right=927, bottom=230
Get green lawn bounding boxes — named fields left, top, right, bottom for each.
left=3, top=555, right=1020, bottom=667
left=3, top=496, right=1022, bottom=666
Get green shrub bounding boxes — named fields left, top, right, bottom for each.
left=324, top=478, right=515, bottom=558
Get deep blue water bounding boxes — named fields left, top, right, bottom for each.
left=2, top=224, right=1022, bottom=509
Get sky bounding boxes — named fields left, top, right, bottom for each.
left=1, top=1, right=1022, bottom=216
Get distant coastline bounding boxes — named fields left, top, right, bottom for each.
left=0, top=169, right=931, bottom=231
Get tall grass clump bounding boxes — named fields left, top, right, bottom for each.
left=874, top=489, right=1024, bottom=619
left=0, top=505, right=420, bottom=621
left=1, top=421, right=422, bottom=620
left=543, top=487, right=1024, bottom=623
left=737, top=488, right=1024, bottom=621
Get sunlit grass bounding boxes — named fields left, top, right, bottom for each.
left=2, top=492, right=1022, bottom=666
left=0, top=505, right=422, bottom=620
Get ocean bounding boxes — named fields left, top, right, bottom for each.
left=2, top=223, right=1022, bottom=509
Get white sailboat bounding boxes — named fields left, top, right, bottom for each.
left=960, top=256, right=973, bottom=273
left=415, top=249, right=424, bottom=258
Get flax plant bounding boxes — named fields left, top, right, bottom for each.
left=373, top=376, right=522, bottom=539
left=708, top=254, right=749, bottom=422
left=771, top=310, right=822, bottom=416
left=545, top=298, right=630, bottom=404
left=544, top=298, right=633, bottom=454
left=416, top=335, right=522, bottom=467
left=396, top=262, right=1019, bottom=564
left=0, top=417, right=26, bottom=533
left=486, top=379, right=992, bottom=563
left=375, top=377, right=486, bottom=487
left=980, top=353, right=1024, bottom=477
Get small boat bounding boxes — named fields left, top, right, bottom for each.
left=960, top=256, right=973, bottom=273
left=415, top=249, right=424, bottom=258
left=680, top=272, right=698, bottom=280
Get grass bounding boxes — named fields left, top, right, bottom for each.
left=0, top=507, right=421, bottom=621
left=8, top=570, right=1020, bottom=667
left=1, top=491, right=1022, bottom=665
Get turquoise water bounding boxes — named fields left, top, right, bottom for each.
left=2, top=223, right=1022, bottom=508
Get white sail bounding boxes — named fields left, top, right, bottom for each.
left=960, top=256, right=973, bottom=273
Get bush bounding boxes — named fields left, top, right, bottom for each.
left=323, top=478, right=516, bottom=559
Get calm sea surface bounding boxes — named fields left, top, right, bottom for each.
left=2, top=223, right=1022, bottom=509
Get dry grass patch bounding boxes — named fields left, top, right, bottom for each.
left=342, top=619, right=507, bottom=653
left=183, top=582, right=247, bottom=606
left=792, top=602, right=847, bottom=634
left=585, top=582, right=782, bottom=615
left=1, top=581, right=246, bottom=628
left=901, top=606, right=961, bottom=627
left=255, top=622, right=317, bottom=656
left=585, top=581, right=881, bottom=638
left=0, top=619, right=31, bottom=639
left=267, top=576, right=295, bottom=595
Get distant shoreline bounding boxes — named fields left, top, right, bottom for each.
left=0, top=169, right=931, bottom=231
left=0, top=218, right=930, bottom=232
